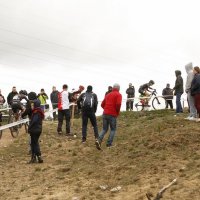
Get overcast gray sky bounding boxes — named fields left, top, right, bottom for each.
left=0, top=0, right=199, bottom=109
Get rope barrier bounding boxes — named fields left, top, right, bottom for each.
left=123, top=94, right=186, bottom=101
left=0, top=118, right=29, bottom=131
left=0, top=107, right=11, bottom=112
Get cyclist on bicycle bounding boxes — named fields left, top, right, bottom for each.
left=11, top=90, right=28, bottom=118
left=138, top=80, right=155, bottom=105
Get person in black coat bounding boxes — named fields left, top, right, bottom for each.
left=50, top=86, right=59, bottom=120
left=28, top=99, right=44, bottom=164
left=77, top=85, right=99, bottom=144
left=126, top=83, right=135, bottom=111
left=173, top=70, right=184, bottom=113
left=7, top=86, right=18, bottom=106
left=162, top=84, right=173, bottom=109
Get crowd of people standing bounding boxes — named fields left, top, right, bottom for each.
left=1, top=63, right=200, bottom=163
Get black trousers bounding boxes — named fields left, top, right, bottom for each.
left=82, top=111, right=98, bottom=141
left=166, top=100, right=173, bottom=109
left=52, top=104, right=58, bottom=120
left=57, top=109, right=71, bottom=134
left=126, top=100, right=134, bottom=110
left=30, top=132, right=41, bottom=156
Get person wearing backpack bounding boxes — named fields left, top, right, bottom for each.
left=77, top=85, right=99, bottom=145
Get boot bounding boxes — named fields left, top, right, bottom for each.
left=27, top=155, right=37, bottom=164
left=37, top=156, right=43, bottom=163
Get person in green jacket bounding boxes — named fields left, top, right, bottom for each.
left=38, top=89, right=48, bottom=111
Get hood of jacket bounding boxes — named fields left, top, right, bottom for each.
left=175, top=70, right=181, bottom=77
left=185, top=62, right=193, bottom=74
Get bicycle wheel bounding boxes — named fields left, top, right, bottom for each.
left=152, top=96, right=166, bottom=110
left=135, top=102, right=144, bottom=111
left=9, top=115, right=19, bottom=138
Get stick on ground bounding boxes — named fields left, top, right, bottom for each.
left=146, top=178, right=177, bottom=200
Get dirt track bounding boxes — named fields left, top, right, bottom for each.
left=1, top=111, right=200, bottom=200
left=0, top=129, right=17, bottom=148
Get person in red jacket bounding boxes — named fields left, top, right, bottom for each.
left=96, top=83, right=122, bottom=149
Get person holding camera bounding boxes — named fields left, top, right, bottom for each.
left=38, top=89, right=48, bottom=111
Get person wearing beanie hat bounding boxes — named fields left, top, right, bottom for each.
left=97, top=83, right=122, bottom=149
left=87, top=85, right=93, bottom=92
left=162, top=84, right=173, bottom=109
left=28, top=99, right=44, bottom=164
left=77, top=85, right=99, bottom=146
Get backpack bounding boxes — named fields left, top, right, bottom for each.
left=82, top=92, right=94, bottom=110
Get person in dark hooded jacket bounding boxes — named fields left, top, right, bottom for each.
left=173, top=70, right=184, bottom=113
left=28, top=99, right=44, bottom=164
left=50, top=86, right=59, bottom=120
left=77, top=85, right=99, bottom=144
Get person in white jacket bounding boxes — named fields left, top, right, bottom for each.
left=185, top=62, right=197, bottom=120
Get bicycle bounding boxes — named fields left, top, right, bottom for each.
left=135, top=90, right=166, bottom=111
left=8, top=109, right=28, bottom=138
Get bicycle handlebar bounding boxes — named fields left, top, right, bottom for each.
left=151, top=89, right=157, bottom=95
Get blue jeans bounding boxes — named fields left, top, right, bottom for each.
left=30, top=132, right=41, bottom=156
left=99, top=114, right=117, bottom=146
left=176, top=92, right=183, bottom=113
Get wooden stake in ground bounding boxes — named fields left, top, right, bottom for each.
left=70, top=104, right=75, bottom=128
left=146, top=178, right=177, bottom=200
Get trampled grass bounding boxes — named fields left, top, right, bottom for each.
left=0, top=109, right=200, bottom=200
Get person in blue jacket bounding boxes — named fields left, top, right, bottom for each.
left=28, top=99, right=44, bottom=164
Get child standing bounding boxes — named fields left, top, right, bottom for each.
left=28, top=99, right=44, bottom=164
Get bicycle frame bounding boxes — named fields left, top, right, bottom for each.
left=135, top=90, right=166, bottom=111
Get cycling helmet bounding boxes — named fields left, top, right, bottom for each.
left=19, top=90, right=28, bottom=96
left=149, top=80, right=155, bottom=85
